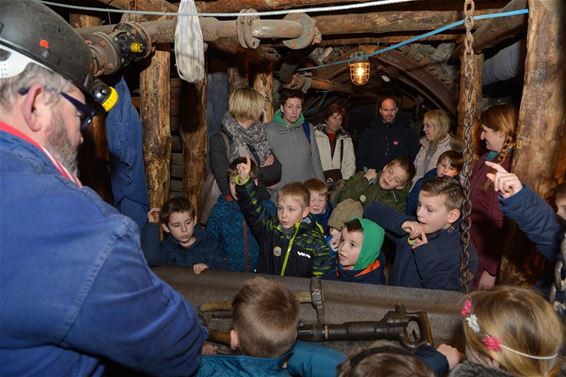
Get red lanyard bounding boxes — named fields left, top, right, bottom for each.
left=0, top=121, right=82, bottom=187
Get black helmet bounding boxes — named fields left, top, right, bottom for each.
left=0, top=0, right=94, bottom=94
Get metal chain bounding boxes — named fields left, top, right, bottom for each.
left=549, top=233, right=566, bottom=313
left=459, top=0, right=475, bottom=292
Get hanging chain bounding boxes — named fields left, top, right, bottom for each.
left=459, top=0, right=475, bottom=292
left=549, top=233, right=566, bottom=313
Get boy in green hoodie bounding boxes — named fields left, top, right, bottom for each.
left=323, top=218, right=385, bottom=284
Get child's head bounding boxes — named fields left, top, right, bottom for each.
left=277, top=182, right=310, bottom=230
left=228, top=157, right=259, bottom=199
left=338, top=218, right=384, bottom=271
left=159, top=197, right=197, bottom=244
left=228, top=87, right=265, bottom=125
left=436, top=150, right=463, bottom=178
left=304, top=178, right=328, bottom=215
left=379, top=157, right=416, bottom=190
left=231, top=277, right=299, bottom=358
left=417, top=177, right=463, bottom=234
left=553, top=182, right=566, bottom=221
left=461, top=286, right=563, bottom=377
left=338, top=343, right=436, bottom=377
left=327, top=199, right=364, bottom=245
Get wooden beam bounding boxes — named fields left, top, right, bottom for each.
left=454, top=0, right=528, bottom=57
left=499, top=0, right=566, bottom=286
left=180, top=79, right=208, bottom=215
left=95, top=0, right=177, bottom=12
left=253, top=63, right=274, bottom=122
left=456, top=52, right=483, bottom=160
left=195, top=0, right=384, bottom=13
left=141, top=45, right=171, bottom=208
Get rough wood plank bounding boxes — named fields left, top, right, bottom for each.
left=253, top=63, right=274, bottom=122
left=141, top=45, right=171, bottom=208
left=499, top=0, right=566, bottom=286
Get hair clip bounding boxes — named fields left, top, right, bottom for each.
left=482, top=336, right=502, bottom=351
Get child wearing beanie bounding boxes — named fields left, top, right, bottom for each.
left=323, top=217, right=385, bottom=285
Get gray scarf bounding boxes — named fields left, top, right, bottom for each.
left=221, top=112, right=272, bottom=165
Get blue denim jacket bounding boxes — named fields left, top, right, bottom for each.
left=0, top=128, right=207, bottom=376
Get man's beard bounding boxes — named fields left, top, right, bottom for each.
left=45, top=109, right=79, bottom=175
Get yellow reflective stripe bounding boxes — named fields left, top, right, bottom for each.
left=280, top=223, right=300, bottom=276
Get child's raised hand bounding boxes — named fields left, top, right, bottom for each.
left=193, top=263, right=209, bottom=275
left=402, top=221, right=422, bottom=239
left=485, top=161, right=523, bottom=198
left=364, top=169, right=377, bottom=181
left=147, top=208, right=161, bottom=223
left=237, top=156, right=252, bottom=182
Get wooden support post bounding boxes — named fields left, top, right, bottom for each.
left=227, top=54, right=250, bottom=92
left=253, top=63, right=274, bottom=122
left=141, top=45, right=171, bottom=208
left=456, top=52, right=483, bottom=160
left=180, top=77, right=208, bottom=216
left=70, top=13, right=113, bottom=203
left=499, top=0, right=566, bottom=285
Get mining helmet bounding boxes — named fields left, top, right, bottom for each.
left=0, top=0, right=94, bottom=95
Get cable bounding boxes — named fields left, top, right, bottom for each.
left=297, top=8, right=529, bottom=72
left=40, top=0, right=417, bottom=18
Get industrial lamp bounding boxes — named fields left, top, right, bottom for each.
left=349, top=52, right=370, bottom=85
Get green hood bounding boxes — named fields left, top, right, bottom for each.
left=274, top=109, right=305, bottom=127
left=354, top=218, right=385, bottom=270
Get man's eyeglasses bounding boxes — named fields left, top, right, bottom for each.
left=18, top=87, right=96, bottom=131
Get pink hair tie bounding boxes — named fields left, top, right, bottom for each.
left=461, top=299, right=472, bottom=317
left=482, top=336, right=502, bottom=351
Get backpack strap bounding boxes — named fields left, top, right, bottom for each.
left=302, top=121, right=311, bottom=144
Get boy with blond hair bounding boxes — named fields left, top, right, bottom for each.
left=365, top=176, right=478, bottom=291
left=304, top=178, right=332, bottom=233
left=235, top=157, right=334, bottom=277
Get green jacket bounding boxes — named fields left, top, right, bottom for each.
left=236, top=179, right=334, bottom=278
left=333, top=171, right=409, bottom=213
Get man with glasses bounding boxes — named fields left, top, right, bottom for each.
left=0, top=1, right=207, bottom=376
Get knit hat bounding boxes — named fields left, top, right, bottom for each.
left=327, top=199, right=363, bottom=230
left=353, top=218, right=385, bottom=270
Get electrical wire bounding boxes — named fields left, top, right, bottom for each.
left=40, top=0, right=417, bottom=18
left=298, top=8, right=529, bottom=72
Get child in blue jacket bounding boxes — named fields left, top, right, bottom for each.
left=141, top=197, right=226, bottom=273
left=304, top=178, right=333, bottom=233
left=365, top=176, right=478, bottom=291
left=207, top=157, right=276, bottom=272
left=324, top=218, right=386, bottom=285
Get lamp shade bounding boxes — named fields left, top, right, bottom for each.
left=349, top=56, right=370, bottom=85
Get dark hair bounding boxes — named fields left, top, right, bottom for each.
left=437, top=150, right=464, bottom=173
left=554, top=182, right=566, bottom=197
left=279, top=89, right=304, bottom=106
left=421, top=176, right=464, bottom=211
left=343, top=218, right=363, bottom=233
left=386, top=156, right=416, bottom=184
left=227, top=157, right=259, bottom=181
left=159, top=197, right=196, bottom=224
left=304, top=178, right=328, bottom=196
left=232, top=277, right=299, bottom=358
left=338, top=345, right=436, bottom=377
left=324, top=103, right=346, bottom=120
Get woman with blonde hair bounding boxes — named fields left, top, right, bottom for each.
left=453, top=286, right=564, bottom=377
left=411, top=109, right=462, bottom=188
left=470, top=103, right=518, bottom=289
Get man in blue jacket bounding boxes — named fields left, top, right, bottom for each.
left=0, top=2, right=207, bottom=376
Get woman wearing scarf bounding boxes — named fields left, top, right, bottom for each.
left=209, top=88, right=281, bottom=195
left=265, top=89, right=325, bottom=201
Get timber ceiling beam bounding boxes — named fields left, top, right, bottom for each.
left=195, top=0, right=385, bottom=13
left=95, top=0, right=177, bottom=13
left=453, top=0, right=527, bottom=56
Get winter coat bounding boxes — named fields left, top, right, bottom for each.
left=236, top=178, right=334, bottom=278
left=412, top=134, right=462, bottom=188
left=364, top=202, right=478, bottom=291
left=470, top=152, right=512, bottom=282
left=356, top=116, right=419, bottom=172
left=207, top=193, right=276, bottom=272
left=141, top=223, right=227, bottom=269
left=324, top=258, right=385, bottom=284
left=314, top=124, right=356, bottom=181
left=0, top=123, right=207, bottom=376
left=311, top=202, right=333, bottom=234
left=406, top=168, right=438, bottom=216
left=334, top=171, right=410, bottom=213
left=265, top=112, right=325, bottom=199
left=196, top=353, right=290, bottom=377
